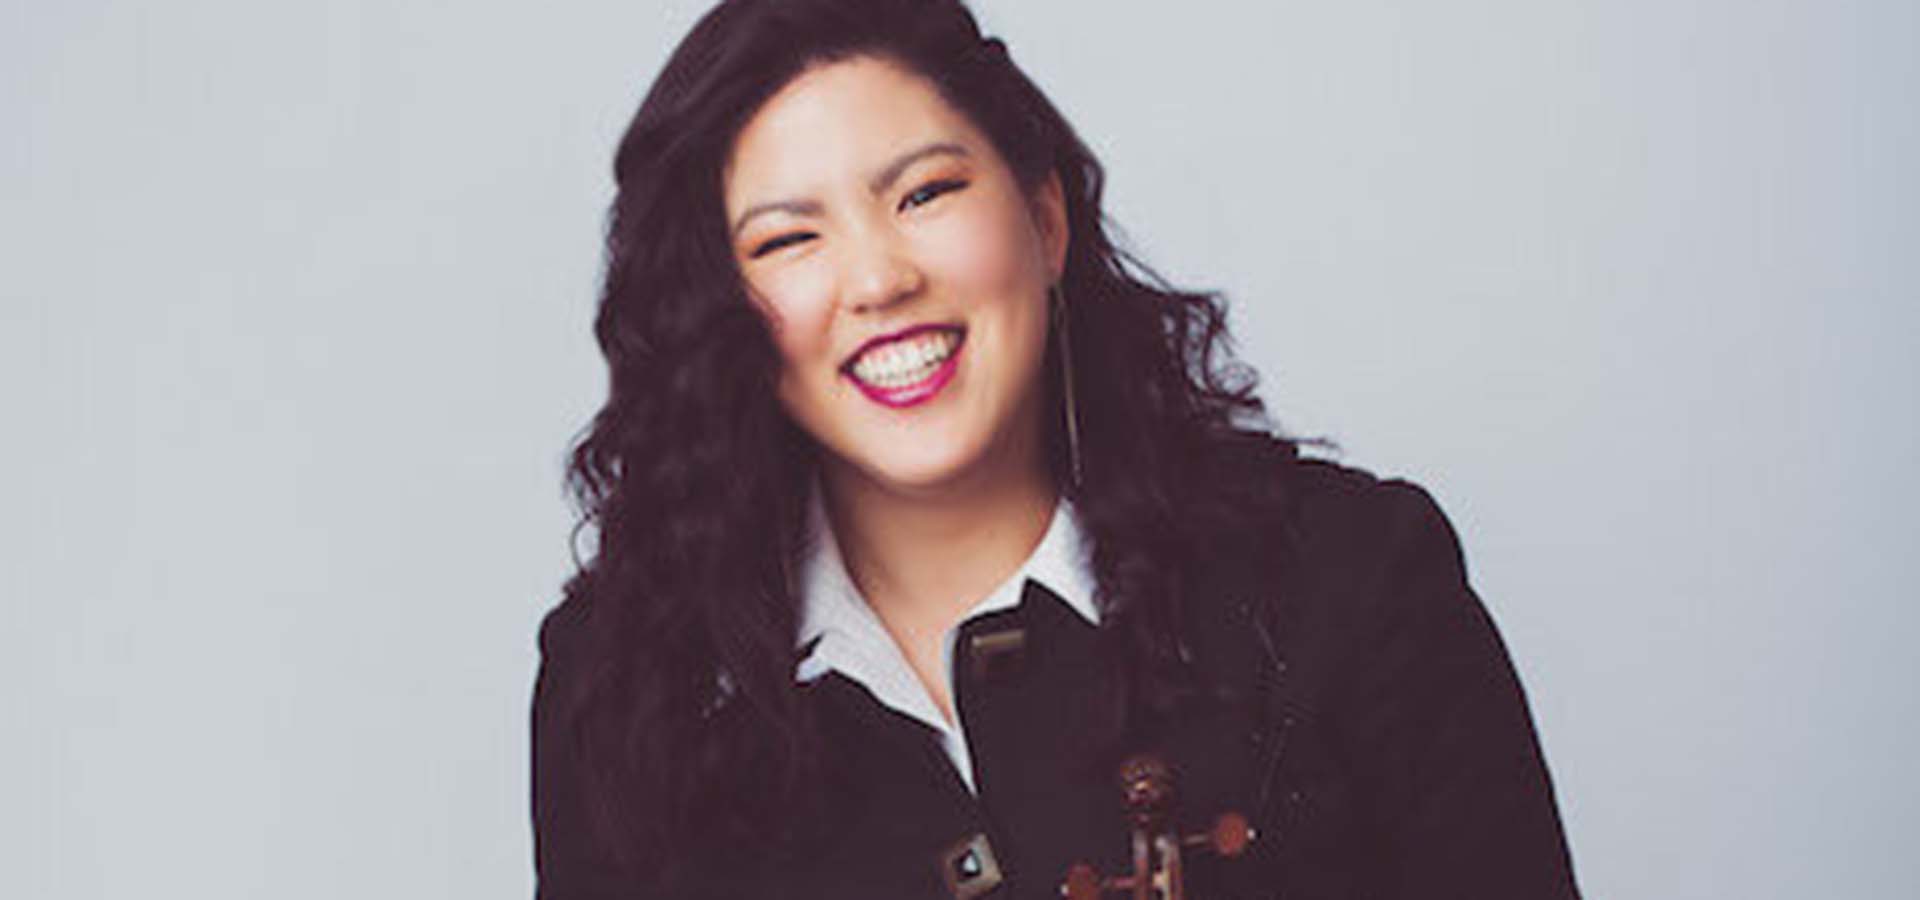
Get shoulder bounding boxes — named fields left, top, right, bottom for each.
left=1202, top=432, right=1478, bottom=657
left=1281, top=455, right=1464, bottom=582
left=537, top=588, right=591, bottom=662
left=535, top=573, right=611, bottom=681
left=1204, top=430, right=1464, bottom=579
left=530, top=584, right=607, bottom=764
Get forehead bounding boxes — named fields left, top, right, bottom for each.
left=723, top=55, right=986, bottom=204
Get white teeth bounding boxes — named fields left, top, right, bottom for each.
left=850, top=330, right=958, bottom=388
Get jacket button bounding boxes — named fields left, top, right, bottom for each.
left=937, top=832, right=1004, bottom=899
left=966, top=627, right=1027, bottom=681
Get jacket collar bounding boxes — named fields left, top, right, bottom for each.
left=793, top=480, right=1100, bottom=693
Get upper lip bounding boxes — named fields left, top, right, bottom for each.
left=840, top=322, right=965, bottom=372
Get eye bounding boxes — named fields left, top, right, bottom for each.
left=750, top=231, right=816, bottom=259
left=899, top=178, right=968, bottom=211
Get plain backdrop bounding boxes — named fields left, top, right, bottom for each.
left=5, top=1, right=1915, bottom=898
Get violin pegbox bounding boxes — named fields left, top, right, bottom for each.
left=1059, top=753, right=1258, bottom=900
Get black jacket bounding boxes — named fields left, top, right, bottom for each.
left=532, top=457, right=1581, bottom=898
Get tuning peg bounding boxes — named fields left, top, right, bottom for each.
left=1060, top=862, right=1106, bottom=900
left=1182, top=810, right=1256, bottom=858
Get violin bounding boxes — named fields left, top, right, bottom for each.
left=1059, top=753, right=1257, bottom=900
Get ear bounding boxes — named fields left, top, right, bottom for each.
left=1029, top=169, right=1069, bottom=283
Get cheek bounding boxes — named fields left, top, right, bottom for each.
left=748, top=269, right=843, bottom=428
left=920, top=200, right=1042, bottom=293
left=923, top=200, right=1052, bottom=381
left=751, top=268, right=839, bottom=370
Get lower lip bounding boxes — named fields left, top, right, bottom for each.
left=845, top=336, right=965, bottom=409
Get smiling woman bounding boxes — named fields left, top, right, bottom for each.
left=726, top=57, right=1063, bottom=502
left=533, top=1, right=1580, bottom=897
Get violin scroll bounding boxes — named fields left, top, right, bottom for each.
left=1059, top=753, right=1257, bottom=900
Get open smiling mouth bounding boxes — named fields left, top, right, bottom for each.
left=840, top=324, right=967, bottom=409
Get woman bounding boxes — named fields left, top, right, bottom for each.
left=533, top=0, right=1580, bottom=897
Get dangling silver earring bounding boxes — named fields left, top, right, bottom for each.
left=1051, top=282, right=1084, bottom=489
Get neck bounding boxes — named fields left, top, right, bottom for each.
left=819, top=448, right=1057, bottom=633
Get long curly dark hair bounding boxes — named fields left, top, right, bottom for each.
left=544, top=0, right=1305, bottom=886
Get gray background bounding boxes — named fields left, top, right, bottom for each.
left=5, top=1, right=1915, bottom=897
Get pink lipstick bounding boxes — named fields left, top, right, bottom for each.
left=841, top=324, right=966, bottom=410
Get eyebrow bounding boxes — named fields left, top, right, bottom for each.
left=730, top=141, right=972, bottom=238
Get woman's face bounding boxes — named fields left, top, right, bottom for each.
left=723, top=55, right=1068, bottom=497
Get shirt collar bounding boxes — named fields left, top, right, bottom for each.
left=794, top=482, right=1100, bottom=683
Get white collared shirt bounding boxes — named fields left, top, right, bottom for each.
left=794, top=485, right=1101, bottom=794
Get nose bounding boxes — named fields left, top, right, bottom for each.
left=839, top=229, right=924, bottom=315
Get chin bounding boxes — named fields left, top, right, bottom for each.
left=839, top=439, right=989, bottom=494
left=867, top=455, right=980, bottom=494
